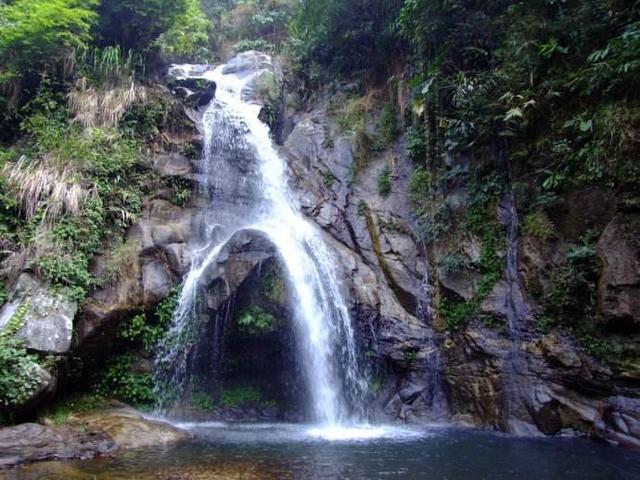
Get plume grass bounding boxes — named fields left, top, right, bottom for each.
left=2, top=156, right=87, bottom=222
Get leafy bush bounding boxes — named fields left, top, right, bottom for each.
left=0, top=337, right=41, bottom=409
left=167, top=178, right=192, bottom=207
left=0, top=304, right=41, bottom=409
left=405, top=126, right=427, bottom=162
left=191, top=391, right=214, bottom=411
left=379, top=104, right=398, bottom=147
left=523, top=211, right=555, bottom=240
left=544, top=244, right=598, bottom=325
left=236, top=306, right=276, bottom=334
left=119, top=285, right=179, bottom=352
left=0, top=0, right=98, bottom=88
left=96, top=0, right=191, bottom=50
left=440, top=252, right=467, bottom=273
left=155, top=286, right=181, bottom=328
left=409, top=166, right=431, bottom=199
left=289, top=0, right=403, bottom=78
left=121, top=95, right=171, bottom=140
left=157, top=0, right=211, bottom=60
left=95, top=354, right=153, bottom=407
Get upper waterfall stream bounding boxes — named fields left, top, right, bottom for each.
left=154, top=53, right=368, bottom=427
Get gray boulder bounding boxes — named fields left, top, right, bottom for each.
left=0, top=273, right=76, bottom=354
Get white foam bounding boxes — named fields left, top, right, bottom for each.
left=306, top=424, right=425, bottom=442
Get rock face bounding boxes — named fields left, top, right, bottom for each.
left=0, top=273, right=76, bottom=354
left=597, top=213, right=640, bottom=332
left=276, top=81, right=640, bottom=447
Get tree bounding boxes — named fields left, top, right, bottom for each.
left=290, top=0, right=404, bottom=79
left=157, top=0, right=212, bottom=60
left=0, top=0, right=98, bottom=83
left=96, top=0, right=190, bottom=50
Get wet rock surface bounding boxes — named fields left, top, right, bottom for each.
left=66, top=407, right=191, bottom=449
left=0, top=423, right=114, bottom=469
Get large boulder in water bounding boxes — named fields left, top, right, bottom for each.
left=66, top=407, right=191, bottom=449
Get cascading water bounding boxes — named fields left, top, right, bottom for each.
left=416, top=245, right=448, bottom=420
left=499, top=192, right=537, bottom=434
left=154, top=53, right=368, bottom=426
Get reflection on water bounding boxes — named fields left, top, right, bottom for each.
left=3, top=423, right=640, bottom=480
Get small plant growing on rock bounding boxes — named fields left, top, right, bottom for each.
left=523, top=211, right=555, bottom=240
left=0, top=302, right=41, bottom=409
left=403, top=349, right=419, bottom=363
left=405, top=126, right=426, bottom=162
left=357, top=200, right=369, bottom=217
left=379, top=103, right=398, bottom=147
left=192, top=391, right=214, bottom=411
left=378, top=165, right=392, bottom=197
left=440, top=252, right=467, bottom=273
left=220, top=386, right=261, bottom=408
left=323, top=171, right=336, bottom=188
left=237, top=306, right=276, bottom=334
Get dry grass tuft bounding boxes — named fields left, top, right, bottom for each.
left=68, top=77, right=147, bottom=129
left=2, top=156, right=88, bottom=222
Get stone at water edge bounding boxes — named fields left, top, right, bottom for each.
left=65, top=407, right=192, bottom=449
left=0, top=406, right=192, bottom=469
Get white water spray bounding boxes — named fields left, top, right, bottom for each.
left=155, top=53, right=368, bottom=426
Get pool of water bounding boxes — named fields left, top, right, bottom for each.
left=3, top=423, right=640, bottom=479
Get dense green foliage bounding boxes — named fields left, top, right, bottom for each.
left=290, top=0, right=404, bottom=81
left=220, top=386, right=262, bottom=407
left=0, top=0, right=98, bottom=79
left=236, top=305, right=277, bottom=334
left=0, top=303, right=40, bottom=410
left=0, top=0, right=202, bottom=419
left=0, top=0, right=209, bottom=128
left=96, top=0, right=192, bottom=50
left=201, top=0, right=295, bottom=56
left=95, top=354, right=154, bottom=407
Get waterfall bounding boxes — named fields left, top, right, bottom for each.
left=416, top=243, right=448, bottom=420
left=154, top=53, right=368, bottom=426
left=499, top=192, right=537, bottom=434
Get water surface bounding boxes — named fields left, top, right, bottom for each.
left=3, top=423, right=640, bottom=479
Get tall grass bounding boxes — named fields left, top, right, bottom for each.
left=69, top=46, right=147, bottom=128
left=68, top=78, right=147, bottom=129
left=77, top=46, right=142, bottom=86
left=2, top=155, right=87, bottom=222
